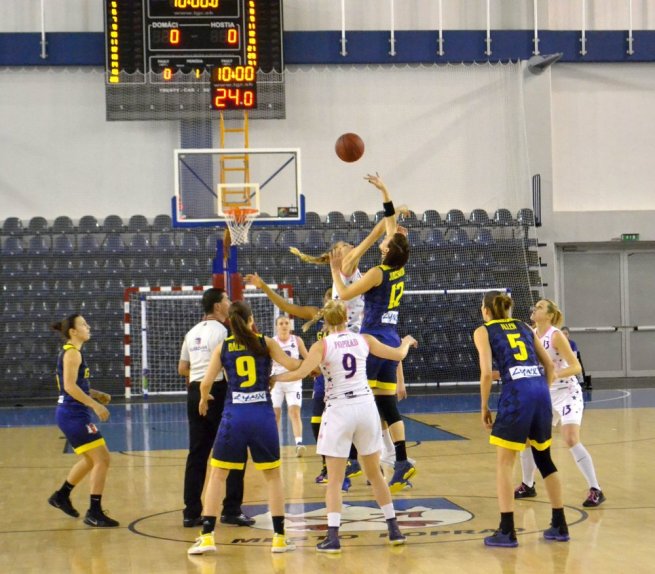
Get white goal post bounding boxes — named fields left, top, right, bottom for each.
left=123, top=284, right=293, bottom=398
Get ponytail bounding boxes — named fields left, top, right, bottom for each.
left=289, top=246, right=329, bottom=265
left=228, top=301, right=269, bottom=356
left=51, top=314, right=81, bottom=340
left=543, top=299, right=564, bottom=328
left=482, top=291, right=513, bottom=320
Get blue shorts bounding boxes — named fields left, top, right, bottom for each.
left=490, top=378, right=553, bottom=451
left=56, top=406, right=106, bottom=455
left=361, top=329, right=401, bottom=391
left=211, top=403, right=280, bottom=470
left=312, top=390, right=325, bottom=424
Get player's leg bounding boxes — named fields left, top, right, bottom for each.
left=514, top=442, right=537, bottom=498
left=271, top=383, right=284, bottom=430
left=286, top=384, right=305, bottom=456
left=48, top=455, right=92, bottom=518
left=262, top=466, right=296, bottom=552
left=84, top=444, right=119, bottom=527
left=188, top=466, right=229, bottom=555
left=312, top=383, right=328, bottom=483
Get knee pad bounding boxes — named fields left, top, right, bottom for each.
left=374, top=394, right=402, bottom=426
left=532, top=446, right=558, bottom=479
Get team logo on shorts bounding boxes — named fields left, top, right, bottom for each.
left=86, top=423, right=99, bottom=434
left=244, top=498, right=472, bottom=532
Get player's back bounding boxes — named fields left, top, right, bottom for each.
left=484, top=319, right=542, bottom=384
left=220, top=334, right=272, bottom=406
left=321, top=331, right=372, bottom=402
left=56, top=343, right=90, bottom=410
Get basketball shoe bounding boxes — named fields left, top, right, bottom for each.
left=346, top=459, right=362, bottom=478
left=316, top=531, right=341, bottom=554
left=188, top=532, right=216, bottom=555
left=484, top=529, right=518, bottom=548
left=543, top=524, right=570, bottom=542
left=83, top=509, right=119, bottom=528
left=341, top=477, right=351, bottom=493
left=388, top=460, right=416, bottom=493
left=386, top=518, right=406, bottom=546
left=315, top=465, right=328, bottom=484
left=271, top=533, right=296, bottom=553
left=295, top=443, right=306, bottom=457
left=514, top=482, right=537, bottom=498
left=48, top=492, right=79, bottom=518
left=582, top=488, right=606, bottom=507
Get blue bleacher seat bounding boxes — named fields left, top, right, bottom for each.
left=128, top=233, right=150, bottom=255
left=152, top=214, right=172, bottom=232
left=1, top=261, right=23, bottom=279
left=493, top=208, right=514, bottom=226
left=469, top=209, right=490, bottom=226
left=52, top=235, right=75, bottom=255
left=421, top=209, right=442, bottom=227
left=325, top=211, right=347, bottom=228
left=398, top=210, right=420, bottom=228
left=102, top=214, right=124, bottom=233
left=406, top=229, right=420, bottom=245
left=78, top=215, right=100, bottom=234
left=2, top=217, right=23, bottom=236
left=253, top=231, right=273, bottom=249
left=26, top=260, right=49, bottom=278
left=350, top=228, right=369, bottom=246
left=127, top=214, right=149, bottom=233
left=473, top=228, right=495, bottom=246
left=445, top=209, right=466, bottom=226
left=517, top=208, right=535, bottom=226
left=52, top=216, right=75, bottom=234
left=102, top=233, right=126, bottom=254
left=350, top=211, right=371, bottom=228
left=448, top=228, right=470, bottom=246
left=424, top=228, right=446, bottom=248
left=78, top=234, right=101, bottom=255
left=304, top=230, right=325, bottom=251
left=155, top=233, right=176, bottom=255
left=304, top=212, right=322, bottom=228
left=1, top=237, right=24, bottom=256
left=328, top=230, right=348, bottom=245
left=27, top=216, right=48, bottom=235
left=27, top=235, right=50, bottom=256
left=278, top=230, right=298, bottom=248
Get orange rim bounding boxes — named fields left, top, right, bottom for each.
left=224, top=207, right=259, bottom=224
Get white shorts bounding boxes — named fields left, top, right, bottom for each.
left=271, top=381, right=302, bottom=408
left=550, top=383, right=584, bottom=426
left=317, top=398, right=382, bottom=458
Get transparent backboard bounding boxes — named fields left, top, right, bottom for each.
left=173, top=148, right=304, bottom=227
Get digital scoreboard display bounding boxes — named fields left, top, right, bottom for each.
left=104, top=0, right=284, bottom=120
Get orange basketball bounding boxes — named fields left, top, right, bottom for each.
left=335, top=133, right=365, bottom=163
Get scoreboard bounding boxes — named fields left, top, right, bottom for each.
left=104, top=0, right=284, bottom=120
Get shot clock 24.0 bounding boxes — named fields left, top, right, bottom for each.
left=104, top=0, right=284, bottom=120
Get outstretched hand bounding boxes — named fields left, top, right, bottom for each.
left=328, top=248, right=343, bottom=274
left=364, top=172, right=386, bottom=191
left=244, top=273, right=264, bottom=289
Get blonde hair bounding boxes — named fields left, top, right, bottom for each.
left=542, top=299, right=564, bottom=328
left=289, top=241, right=350, bottom=266
left=301, top=296, right=346, bottom=333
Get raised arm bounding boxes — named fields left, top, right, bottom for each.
left=330, top=252, right=382, bottom=301
left=362, top=334, right=417, bottom=362
left=272, top=340, right=324, bottom=383
left=341, top=218, right=387, bottom=276
left=365, top=173, right=397, bottom=240
left=245, top=273, right=320, bottom=320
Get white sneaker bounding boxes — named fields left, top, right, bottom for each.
left=188, top=532, right=216, bottom=555
left=295, top=443, right=306, bottom=457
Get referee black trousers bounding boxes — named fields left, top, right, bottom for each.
left=183, top=381, right=245, bottom=519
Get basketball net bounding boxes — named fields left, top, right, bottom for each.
left=224, top=207, right=258, bottom=245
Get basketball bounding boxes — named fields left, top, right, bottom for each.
left=335, top=133, right=365, bottom=163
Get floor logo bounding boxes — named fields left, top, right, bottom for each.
left=243, top=498, right=473, bottom=532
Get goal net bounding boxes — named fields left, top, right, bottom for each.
left=124, top=284, right=293, bottom=397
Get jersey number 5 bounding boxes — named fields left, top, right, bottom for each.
left=236, top=356, right=257, bottom=387
left=388, top=282, right=404, bottom=309
left=506, top=333, right=528, bottom=361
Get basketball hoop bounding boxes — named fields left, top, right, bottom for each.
left=224, top=207, right=258, bottom=245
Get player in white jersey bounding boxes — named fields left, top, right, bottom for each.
left=272, top=300, right=417, bottom=553
left=514, top=299, right=606, bottom=507
left=270, top=315, right=309, bottom=456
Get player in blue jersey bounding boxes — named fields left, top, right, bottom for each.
left=243, top=277, right=353, bottom=487
left=188, top=301, right=302, bottom=555
left=473, top=291, right=569, bottom=547
left=330, top=174, right=414, bottom=493
left=47, top=314, right=119, bottom=527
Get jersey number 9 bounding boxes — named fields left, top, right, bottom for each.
left=236, top=356, right=257, bottom=387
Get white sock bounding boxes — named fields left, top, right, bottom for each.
left=382, top=428, right=395, bottom=456
left=520, top=448, right=537, bottom=487
left=570, top=443, right=600, bottom=490
left=381, top=503, right=395, bottom=520
left=327, top=512, right=341, bottom=527
left=295, top=437, right=303, bottom=445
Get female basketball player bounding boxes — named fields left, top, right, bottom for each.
left=271, top=300, right=417, bottom=553
left=474, top=291, right=569, bottom=547
left=48, top=314, right=119, bottom=527
left=270, top=315, right=309, bottom=456
left=188, top=301, right=301, bottom=555
left=243, top=277, right=352, bottom=487
left=514, top=299, right=605, bottom=507
left=329, top=190, right=413, bottom=493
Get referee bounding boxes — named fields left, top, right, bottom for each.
left=179, top=288, right=254, bottom=528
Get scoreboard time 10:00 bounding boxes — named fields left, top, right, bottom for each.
left=105, top=0, right=283, bottom=117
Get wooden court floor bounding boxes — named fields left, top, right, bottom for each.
left=1, top=389, right=654, bottom=574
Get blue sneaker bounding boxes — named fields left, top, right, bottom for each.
left=341, top=477, right=351, bottom=493
left=317, top=533, right=341, bottom=554
left=387, top=518, right=406, bottom=546
left=346, top=459, right=363, bottom=478
left=388, top=460, right=416, bottom=493
left=484, top=529, right=518, bottom=548
left=543, top=525, right=570, bottom=542
left=315, top=466, right=328, bottom=484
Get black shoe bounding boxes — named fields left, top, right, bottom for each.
left=48, top=492, right=79, bottom=518
left=84, top=509, right=120, bottom=528
left=183, top=516, right=204, bottom=528
left=220, top=513, right=255, bottom=527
